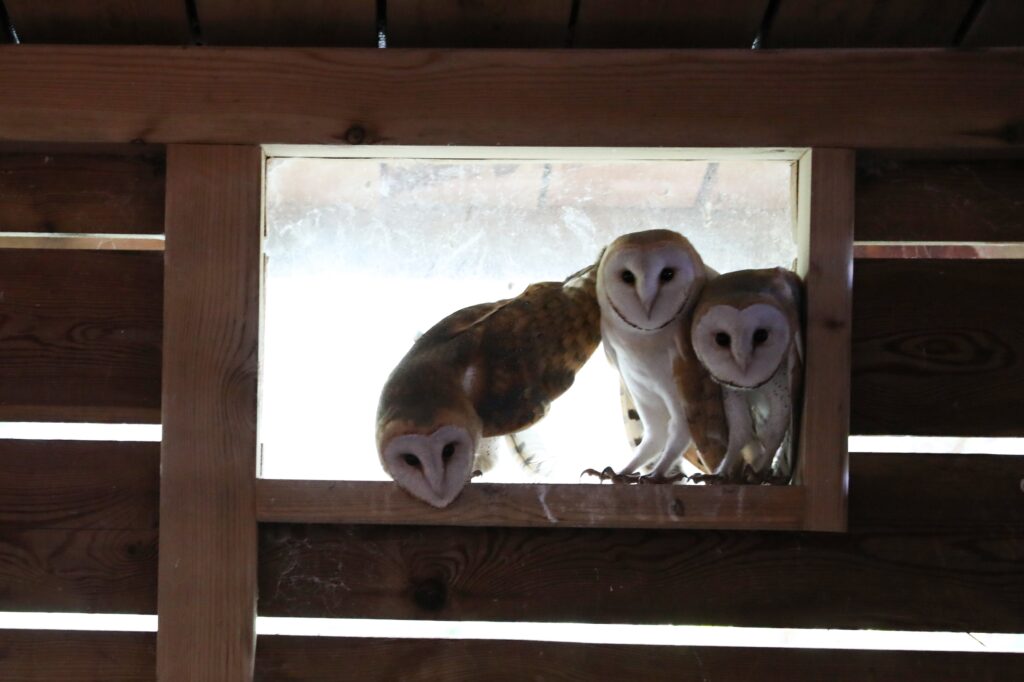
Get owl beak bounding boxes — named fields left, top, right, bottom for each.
left=731, top=346, right=750, bottom=374
left=425, top=460, right=445, bottom=497
left=639, top=277, right=660, bottom=318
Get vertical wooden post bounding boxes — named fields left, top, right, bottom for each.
left=796, top=148, right=855, bottom=532
left=158, top=145, right=262, bottom=680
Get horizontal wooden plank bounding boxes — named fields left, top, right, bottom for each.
left=574, top=0, right=769, bottom=48
left=0, top=145, right=165, bottom=234
left=388, top=0, right=571, bottom=48
left=0, top=527, right=157, bottom=613
left=256, top=637, right=1024, bottom=682
left=258, top=453, right=1024, bottom=631
left=196, top=0, right=376, bottom=47
left=0, top=630, right=154, bottom=682
left=3, top=0, right=191, bottom=45
left=851, top=259, right=1024, bottom=436
left=0, top=440, right=158, bottom=529
left=767, top=0, right=973, bottom=48
left=0, top=249, right=162, bottom=423
left=855, top=158, right=1024, bottom=242
left=0, top=47, right=1022, bottom=149
left=256, top=480, right=806, bottom=530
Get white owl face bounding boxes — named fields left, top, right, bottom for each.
left=692, top=303, right=791, bottom=388
left=380, top=425, right=476, bottom=508
left=598, top=239, right=701, bottom=332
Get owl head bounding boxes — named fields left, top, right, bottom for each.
left=691, top=267, right=802, bottom=389
left=376, top=378, right=481, bottom=508
left=597, top=229, right=706, bottom=333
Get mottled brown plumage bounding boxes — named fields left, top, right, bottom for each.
left=376, top=264, right=601, bottom=506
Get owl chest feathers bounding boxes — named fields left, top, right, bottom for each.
left=602, top=319, right=688, bottom=407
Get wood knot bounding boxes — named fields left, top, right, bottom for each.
left=344, top=125, right=367, bottom=145
left=412, top=577, right=447, bottom=612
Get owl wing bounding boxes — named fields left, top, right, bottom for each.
left=472, top=280, right=602, bottom=436
left=673, top=314, right=729, bottom=473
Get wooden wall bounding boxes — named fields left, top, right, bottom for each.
left=1, top=141, right=1022, bottom=679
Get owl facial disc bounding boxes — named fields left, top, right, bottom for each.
left=692, top=303, right=791, bottom=388
left=381, top=425, right=476, bottom=508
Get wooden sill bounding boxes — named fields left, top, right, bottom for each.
left=255, top=479, right=806, bottom=530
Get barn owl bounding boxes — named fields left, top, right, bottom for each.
left=690, top=267, right=804, bottom=481
left=376, top=263, right=601, bottom=507
left=595, top=229, right=728, bottom=480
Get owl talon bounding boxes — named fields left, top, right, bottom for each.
left=637, top=472, right=686, bottom=484
left=581, top=467, right=645, bottom=484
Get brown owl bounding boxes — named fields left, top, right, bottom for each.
left=376, top=263, right=601, bottom=507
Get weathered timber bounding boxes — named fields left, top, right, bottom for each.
left=0, top=630, right=155, bottom=681
left=574, top=0, right=769, bottom=48
left=255, top=637, right=1024, bottom=682
left=256, top=480, right=805, bottom=530
left=851, top=259, right=1024, bottom=436
left=0, top=527, right=157, bottom=613
left=0, top=249, right=163, bottom=423
left=0, top=440, right=158, bottom=529
left=766, top=0, right=973, bottom=47
left=0, top=144, right=165, bottom=234
left=158, top=145, right=261, bottom=680
left=257, top=454, right=1024, bottom=631
left=196, top=0, right=376, bottom=47
left=388, top=0, right=572, bottom=47
left=0, top=47, right=1021, bottom=149
left=3, top=1, right=191, bottom=44
left=795, top=149, right=854, bottom=531
left=856, top=158, right=1024, bottom=242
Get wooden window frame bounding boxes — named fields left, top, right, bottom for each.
left=253, top=146, right=853, bottom=533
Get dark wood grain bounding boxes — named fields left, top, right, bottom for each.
left=3, top=0, right=191, bottom=44
left=0, top=440, right=158, bottom=529
left=257, top=480, right=806, bottom=530
left=158, top=145, right=261, bottom=680
left=767, top=0, right=974, bottom=47
left=256, top=637, right=1024, bottom=682
left=0, top=631, right=155, bottom=682
left=0, top=145, right=165, bottom=234
left=851, top=259, right=1024, bottom=436
left=796, top=149, right=854, bottom=531
left=0, top=249, right=162, bottom=423
left=574, top=0, right=769, bottom=48
left=0, top=527, right=157, bottom=613
left=258, top=453, right=1024, bottom=631
left=962, top=0, right=1024, bottom=47
left=196, top=0, right=376, bottom=47
left=388, top=0, right=572, bottom=47
left=856, top=158, right=1024, bottom=242
left=0, top=47, right=1022, bottom=149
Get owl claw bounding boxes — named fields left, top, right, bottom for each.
left=581, top=467, right=686, bottom=485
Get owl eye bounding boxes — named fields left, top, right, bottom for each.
left=442, top=442, right=457, bottom=461
left=715, top=332, right=731, bottom=348
left=659, top=268, right=675, bottom=282
left=620, top=269, right=636, bottom=284
left=402, top=453, right=421, bottom=468
left=752, top=328, right=769, bottom=345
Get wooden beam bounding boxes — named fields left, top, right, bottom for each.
left=257, top=455, right=1024, bottom=631
left=255, top=637, right=1024, bottom=682
left=196, top=0, right=376, bottom=47
left=387, top=0, right=572, bottom=48
left=0, top=47, right=1021, bottom=149
left=796, top=149, right=854, bottom=531
left=0, top=249, right=163, bottom=423
left=256, top=480, right=805, bottom=530
left=0, top=630, right=155, bottom=681
left=574, top=0, right=769, bottom=48
left=158, top=145, right=261, bottom=680
left=851, top=259, right=1024, bottom=436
